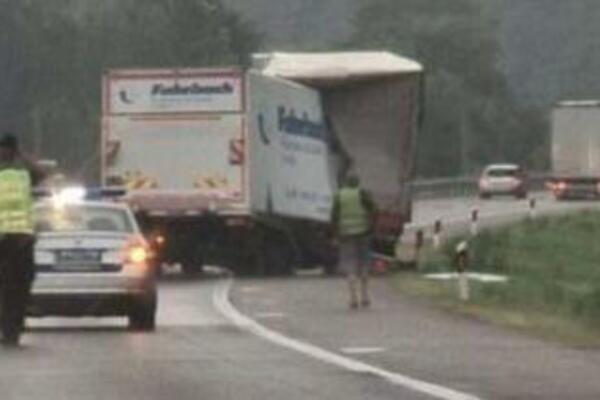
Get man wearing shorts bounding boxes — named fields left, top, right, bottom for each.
left=332, top=174, right=376, bottom=309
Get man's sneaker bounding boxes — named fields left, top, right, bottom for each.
left=349, top=301, right=359, bottom=310
left=361, top=299, right=371, bottom=308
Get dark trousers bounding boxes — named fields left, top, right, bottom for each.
left=0, top=234, right=35, bottom=341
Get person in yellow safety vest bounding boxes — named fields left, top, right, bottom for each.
left=0, top=134, right=44, bottom=347
left=331, top=173, right=377, bottom=310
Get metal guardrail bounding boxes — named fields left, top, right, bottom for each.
left=411, top=173, right=551, bottom=200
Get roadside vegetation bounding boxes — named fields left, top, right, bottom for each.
left=394, top=210, right=600, bottom=346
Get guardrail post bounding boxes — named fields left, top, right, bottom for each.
left=455, top=241, right=470, bottom=301
left=414, top=229, right=424, bottom=269
left=433, top=219, right=443, bottom=249
left=470, top=208, right=479, bottom=236
left=529, top=198, right=537, bottom=219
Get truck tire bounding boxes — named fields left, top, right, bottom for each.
left=264, top=238, right=295, bottom=276
left=323, top=262, right=338, bottom=276
left=181, top=262, right=204, bottom=277
left=179, top=244, right=205, bottom=277
left=129, top=291, right=157, bottom=332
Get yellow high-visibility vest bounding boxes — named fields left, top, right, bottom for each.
left=338, top=187, right=370, bottom=237
left=0, top=169, right=34, bottom=234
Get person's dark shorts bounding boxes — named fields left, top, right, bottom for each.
left=339, top=235, right=370, bottom=277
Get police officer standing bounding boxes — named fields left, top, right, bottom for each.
left=0, top=134, right=43, bottom=346
left=332, top=173, right=376, bottom=309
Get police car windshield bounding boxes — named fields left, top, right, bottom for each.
left=34, top=205, right=134, bottom=234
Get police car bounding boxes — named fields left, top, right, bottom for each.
left=29, top=188, right=157, bottom=331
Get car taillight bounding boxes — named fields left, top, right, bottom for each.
left=155, top=235, right=166, bottom=246
left=128, top=246, right=150, bottom=264
left=554, top=181, right=567, bottom=192
left=124, top=236, right=152, bottom=265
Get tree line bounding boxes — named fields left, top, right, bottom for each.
left=347, top=0, right=548, bottom=177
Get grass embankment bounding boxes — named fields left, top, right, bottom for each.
left=394, top=210, right=600, bottom=346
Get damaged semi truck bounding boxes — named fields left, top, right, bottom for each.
left=101, top=52, right=423, bottom=275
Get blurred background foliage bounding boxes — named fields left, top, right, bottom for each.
left=1, top=0, right=598, bottom=179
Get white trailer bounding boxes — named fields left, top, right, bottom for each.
left=254, top=52, right=423, bottom=255
left=247, top=72, right=336, bottom=222
left=102, top=52, right=423, bottom=275
left=550, top=101, right=600, bottom=199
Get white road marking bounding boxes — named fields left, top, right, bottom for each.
left=341, top=347, right=386, bottom=355
left=27, top=317, right=126, bottom=329
left=213, top=278, right=482, bottom=400
left=240, top=286, right=263, bottom=293
left=425, top=273, right=508, bottom=283
left=255, top=312, right=287, bottom=320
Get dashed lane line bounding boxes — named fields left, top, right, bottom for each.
left=341, top=347, right=387, bottom=355
left=254, top=312, right=288, bottom=320
left=213, top=277, right=482, bottom=400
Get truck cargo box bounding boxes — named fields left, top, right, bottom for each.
left=253, top=52, right=423, bottom=227
left=552, top=101, right=600, bottom=177
left=550, top=101, right=600, bottom=199
left=247, top=72, right=335, bottom=222
left=102, top=69, right=247, bottom=214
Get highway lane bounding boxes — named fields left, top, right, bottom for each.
left=407, top=192, right=600, bottom=240
left=2, top=277, right=433, bottom=400
left=413, top=192, right=599, bottom=226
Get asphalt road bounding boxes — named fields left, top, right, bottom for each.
left=232, top=277, right=600, bottom=400
left=2, top=194, right=600, bottom=400
left=2, top=277, right=433, bottom=400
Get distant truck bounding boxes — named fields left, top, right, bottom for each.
left=549, top=101, right=600, bottom=200
left=101, top=52, right=423, bottom=275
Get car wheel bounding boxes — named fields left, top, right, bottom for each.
left=479, top=192, right=491, bottom=200
left=129, top=291, right=157, bottom=332
left=516, top=192, right=527, bottom=200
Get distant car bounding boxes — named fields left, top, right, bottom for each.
left=30, top=191, right=157, bottom=331
left=478, top=164, right=528, bottom=199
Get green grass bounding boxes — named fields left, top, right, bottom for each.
left=393, top=210, right=600, bottom=346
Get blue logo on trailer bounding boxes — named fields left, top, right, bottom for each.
left=277, top=106, right=326, bottom=142
left=257, top=113, right=271, bottom=146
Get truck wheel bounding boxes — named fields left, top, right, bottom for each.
left=264, top=237, right=295, bottom=276
left=129, top=291, right=157, bottom=332
left=181, top=262, right=204, bottom=277
left=323, top=262, right=338, bottom=276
